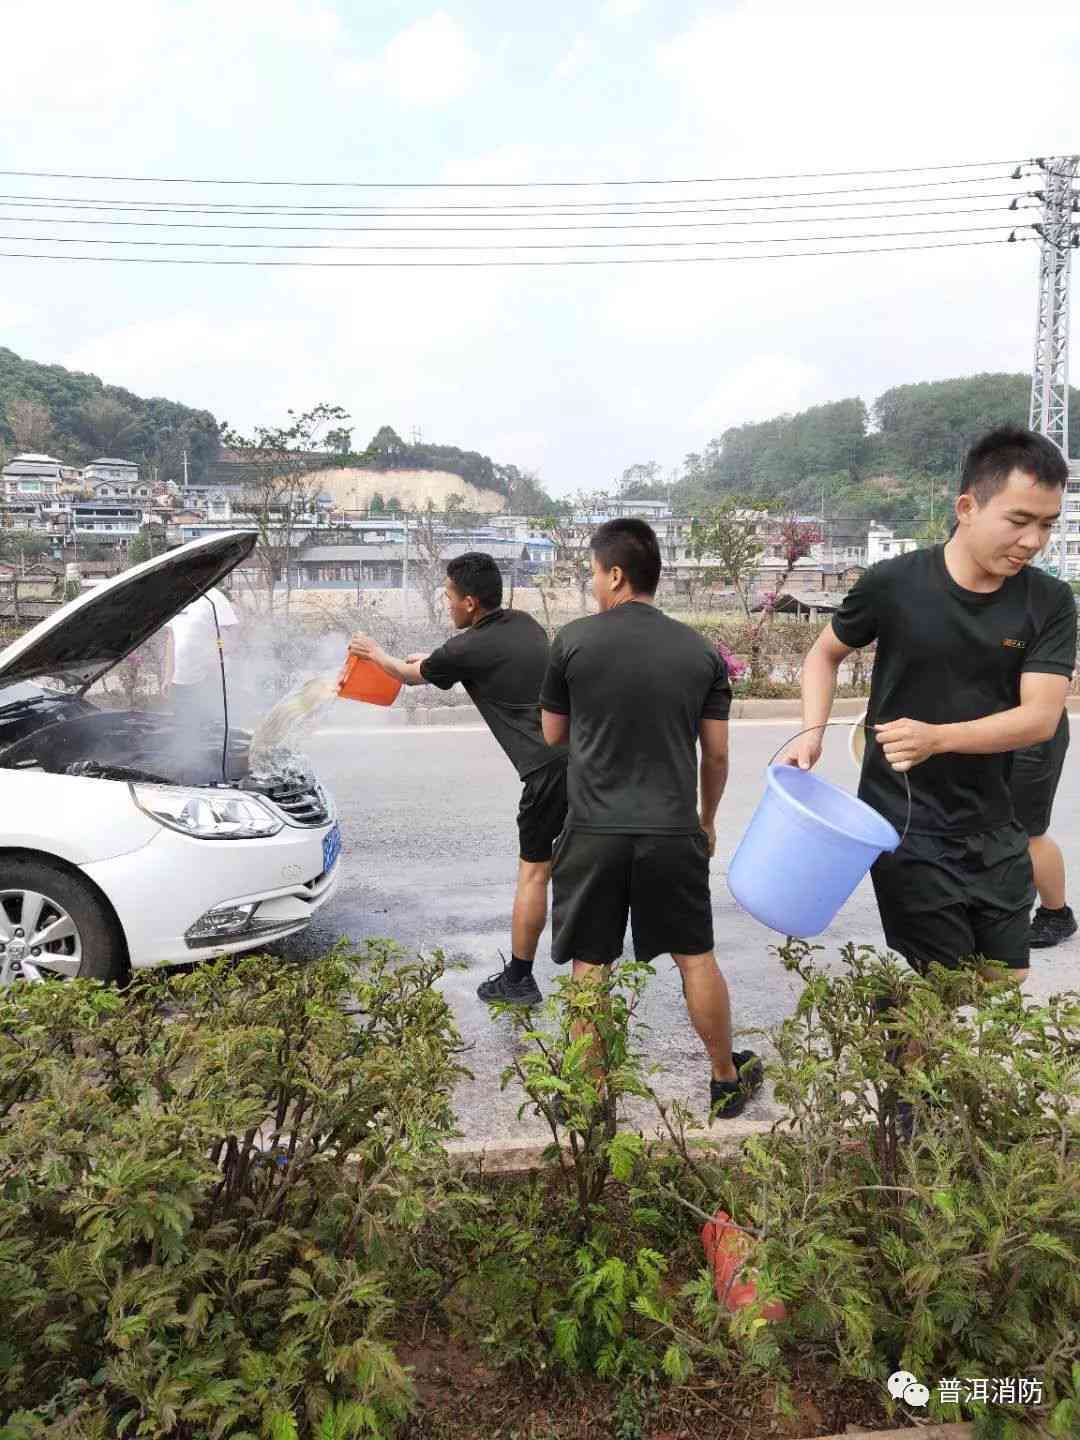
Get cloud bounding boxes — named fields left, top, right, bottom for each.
left=656, top=1, right=1080, bottom=164
left=553, top=32, right=590, bottom=82
left=690, top=354, right=827, bottom=434
left=602, top=0, right=647, bottom=18
left=345, top=11, right=481, bottom=107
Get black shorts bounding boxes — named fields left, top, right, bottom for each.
left=551, top=830, right=714, bottom=966
left=870, top=820, right=1035, bottom=974
left=517, top=759, right=569, bottom=863
left=1010, top=715, right=1069, bottom=839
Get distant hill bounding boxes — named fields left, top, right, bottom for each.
left=662, top=374, right=1080, bottom=522
left=0, top=353, right=559, bottom=510
left=0, top=346, right=221, bottom=484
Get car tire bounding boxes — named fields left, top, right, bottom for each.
left=0, top=858, right=127, bottom=984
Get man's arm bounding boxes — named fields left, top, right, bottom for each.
left=699, top=718, right=729, bottom=856
left=539, top=634, right=570, bottom=748
left=348, top=632, right=427, bottom=687
left=541, top=709, right=569, bottom=747
left=875, top=672, right=1069, bottom=772
left=782, top=623, right=856, bottom=769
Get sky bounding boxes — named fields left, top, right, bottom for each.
left=1, top=0, right=1078, bottom=493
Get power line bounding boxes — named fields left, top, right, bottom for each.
left=0, top=193, right=1022, bottom=227
left=0, top=237, right=1019, bottom=268
left=0, top=204, right=1022, bottom=237
left=0, top=207, right=1026, bottom=237
left=0, top=174, right=1019, bottom=216
left=0, top=158, right=1023, bottom=188
left=0, top=176, right=1019, bottom=215
left=0, top=223, right=1019, bottom=253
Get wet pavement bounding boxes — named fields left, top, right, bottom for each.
left=281, top=708, right=1080, bottom=1145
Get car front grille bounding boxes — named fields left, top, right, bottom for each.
left=262, top=776, right=330, bottom=827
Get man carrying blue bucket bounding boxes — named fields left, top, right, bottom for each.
left=786, top=426, right=1075, bottom=983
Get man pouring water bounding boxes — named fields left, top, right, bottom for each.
left=786, top=427, right=1075, bottom=982
left=348, top=552, right=567, bottom=1006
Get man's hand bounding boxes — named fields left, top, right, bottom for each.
left=700, top=821, right=717, bottom=857
left=348, top=632, right=386, bottom=664
left=405, top=652, right=428, bottom=665
left=874, top=718, right=940, bottom=772
left=780, top=733, right=823, bottom=770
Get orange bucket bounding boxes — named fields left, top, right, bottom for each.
left=701, top=1210, right=786, bottom=1322
left=337, top=655, right=402, bottom=707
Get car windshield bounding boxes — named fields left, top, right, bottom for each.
left=0, top=681, right=60, bottom=712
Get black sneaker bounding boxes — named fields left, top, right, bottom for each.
left=477, top=965, right=543, bottom=1006
left=1029, top=905, right=1078, bottom=949
left=709, top=1049, right=764, bottom=1121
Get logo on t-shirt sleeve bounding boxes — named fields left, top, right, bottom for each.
left=1002, top=638, right=1027, bottom=650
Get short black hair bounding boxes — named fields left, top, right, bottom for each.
left=590, top=518, right=662, bottom=595
left=445, top=551, right=503, bottom=610
left=959, top=426, right=1068, bottom=503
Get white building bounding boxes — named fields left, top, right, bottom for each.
left=866, top=522, right=917, bottom=566
left=1, top=453, right=65, bottom=499
left=1039, top=460, right=1080, bottom=581
left=83, top=457, right=150, bottom=499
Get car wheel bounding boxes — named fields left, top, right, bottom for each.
left=0, top=860, right=126, bottom=986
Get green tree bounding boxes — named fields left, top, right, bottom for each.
left=692, top=500, right=765, bottom=619
left=73, top=395, right=142, bottom=456
left=126, top=524, right=159, bottom=567
left=223, top=403, right=351, bottom=616
left=617, top=461, right=670, bottom=501
left=498, top=464, right=559, bottom=514
left=369, top=491, right=386, bottom=514
left=5, top=396, right=53, bottom=452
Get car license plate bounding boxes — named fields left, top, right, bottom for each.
left=322, top=823, right=342, bottom=873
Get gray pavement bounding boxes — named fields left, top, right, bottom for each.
left=282, top=709, right=1080, bottom=1145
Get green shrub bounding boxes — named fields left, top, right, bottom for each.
left=0, top=942, right=467, bottom=1439
left=678, top=943, right=1080, bottom=1437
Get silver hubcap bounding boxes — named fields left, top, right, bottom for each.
left=0, top=890, right=83, bottom=984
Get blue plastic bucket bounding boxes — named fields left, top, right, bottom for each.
left=727, top=764, right=900, bottom=938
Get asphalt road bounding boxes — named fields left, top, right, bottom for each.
left=283, top=709, right=1080, bottom=1145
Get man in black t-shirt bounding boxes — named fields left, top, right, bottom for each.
left=786, top=427, right=1075, bottom=980
left=349, top=552, right=567, bottom=1006
left=540, top=518, right=763, bottom=1119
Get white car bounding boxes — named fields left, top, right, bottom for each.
left=0, top=533, right=341, bottom=985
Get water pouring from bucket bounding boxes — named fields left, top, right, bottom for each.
left=248, top=655, right=402, bottom=771
left=727, top=723, right=904, bottom=938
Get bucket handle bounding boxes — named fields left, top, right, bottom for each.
left=766, top=721, right=912, bottom=848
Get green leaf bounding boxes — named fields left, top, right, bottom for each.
left=268, top=1412, right=300, bottom=1440
left=662, top=1342, right=692, bottom=1383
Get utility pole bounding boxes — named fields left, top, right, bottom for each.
left=402, top=514, right=410, bottom=620
left=182, top=449, right=189, bottom=491
left=1026, top=155, right=1079, bottom=577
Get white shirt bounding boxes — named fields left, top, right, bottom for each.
left=166, top=586, right=239, bottom=686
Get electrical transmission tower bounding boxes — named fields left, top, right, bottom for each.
left=1022, top=155, right=1079, bottom=577
left=1028, top=155, right=1079, bottom=454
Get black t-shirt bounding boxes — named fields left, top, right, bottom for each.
left=540, top=601, right=732, bottom=834
left=833, top=546, right=1076, bottom=836
left=420, top=608, right=566, bottom=779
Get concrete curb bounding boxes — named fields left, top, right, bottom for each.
left=817, top=1428, right=971, bottom=1440
left=445, top=1119, right=776, bottom=1174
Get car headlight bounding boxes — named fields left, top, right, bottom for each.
left=130, top=784, right=284, bottom=839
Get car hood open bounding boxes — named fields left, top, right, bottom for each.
left=0, top=531, right=257, bottom=694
